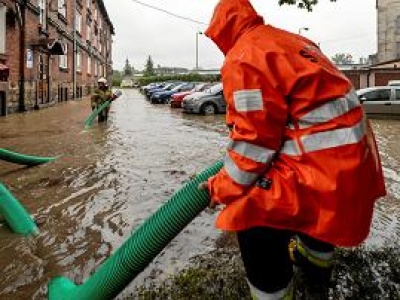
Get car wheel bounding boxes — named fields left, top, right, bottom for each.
left=201, top=103, right=217, bottom=115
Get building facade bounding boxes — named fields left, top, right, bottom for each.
left=0, top=0, right=114, bottom=115
left=377, top=0, right=400, bottom=62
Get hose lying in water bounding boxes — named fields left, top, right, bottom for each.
left=48, top=161, right=223, bottom=300
left=0, top=148, right=56, bottom=166
left=0, top=183, right=39, bottom=236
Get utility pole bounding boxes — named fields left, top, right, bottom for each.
left=195, top=31, right=202, bottom=71
left=17, top=0, right=27, bottom=112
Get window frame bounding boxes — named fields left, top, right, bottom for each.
left=59, top=43, right=68, bottom=69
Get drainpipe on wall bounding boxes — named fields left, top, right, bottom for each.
left=17, top=0, right=27, bottom=112
left=72, top=0, right=76, bottom=100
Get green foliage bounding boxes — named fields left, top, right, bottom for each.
left=138, top=73, right=221, bottom=86
left=331, top=53, right=354, bottom=65
left=279, top=0, right=337, bottom=11
left=132, top=244, right=399, bottom=299
left=143, top=56, right=156, bottom=77
left=112, top=70, right=122, bottom=87
left=124, top=59, right=133, bottom=77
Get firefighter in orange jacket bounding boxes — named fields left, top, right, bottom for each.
left=201, top=0, right=386, bottom=298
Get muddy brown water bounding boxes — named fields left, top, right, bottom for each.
left=0, top=89, right=398, bottom=299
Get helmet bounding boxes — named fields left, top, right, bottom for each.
left=98, top=77, right=108, bottom=85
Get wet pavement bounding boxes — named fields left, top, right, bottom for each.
left=0, top=89, right=399, bottom=299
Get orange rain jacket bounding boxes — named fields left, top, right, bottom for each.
left=205, top=0, right=386, bottom=247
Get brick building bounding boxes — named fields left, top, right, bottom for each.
left=0, top=0, right=114, bottom=115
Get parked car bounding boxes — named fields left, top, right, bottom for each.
left=146, top=82, right=180, bottom=99
left=356, top=86, right=400, bottom=116
left=150, top=82, right=195, bottom=104
left=141, top=82, right=163, bottom=94
left=170, top=82, right=214, bottom=108
left=182, top=83, right=226, bottom=115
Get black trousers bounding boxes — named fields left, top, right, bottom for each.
left=237, top=226, right=334, bottom=293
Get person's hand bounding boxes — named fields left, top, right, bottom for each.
left=198, top=181, right=218, bottom=209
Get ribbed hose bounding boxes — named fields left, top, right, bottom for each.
left=84, top=101, right=111, bottom=129
left=0, top=183, right=39, bottom=236
left=48, top=161, right=223, bottom=300
left=0, top=148, right=56, bottom=166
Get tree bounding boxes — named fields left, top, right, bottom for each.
left=331, top=53, right=354, bottom=65
left=112, top=70, right=122, bottom=87
left=143, top=55, right=155, bottom=77
left=279, top=0, right=337, bottom=11
left=123, top=58, right=133, bottom=77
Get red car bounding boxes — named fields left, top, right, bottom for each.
left=170, top=83, right=213, bottom=108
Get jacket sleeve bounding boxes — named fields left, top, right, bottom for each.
left=208, top=48, right=295, bottom=205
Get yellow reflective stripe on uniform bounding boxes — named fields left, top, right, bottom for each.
left=281, top=119, right=366, bottom=156
left=248, top=281, right=287, bottom=300
left=224, top=154, right=260, bottom=185
left=227, top=140, right=276, bottom=164
left=298, top=90, right=360, bottom=129
left=301, top=119, right=366, bottom=153
left=233, top=89, right=264, bottom=112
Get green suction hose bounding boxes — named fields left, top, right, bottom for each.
left=0, top=183, right=39, bottom=236
left=48, top=161, right=223, bottom=300
left=0, top=148, right=56, bottom=166
left=84, top=90, right=122, bottom=129
left=84, top=100, right=112, bottom=129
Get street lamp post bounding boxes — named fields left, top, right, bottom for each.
left=298, top=27, right=309, bottom=35
left=195, top=31, right=203, bottom=71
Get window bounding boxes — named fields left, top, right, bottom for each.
left=86, top=0, right=90, bottom=9
left=87, top=55, right=91, bottom=74
left=75, top=9, right=82, bottom=33
left=58, top=0, right=66, bottom=17
left=86, top=20, right=92, bottom=42
left=94, top=59, right=97, bottom=76
left=59, top=43, right=68, bottom=69
left=362, top=89, right=391, bottom=101
left=39, top=0, right=47, bottom=29
left=0, top=5, right=6, bottom=54
left=395, top=89, right=400, bottom=100
left=76, top=50, right=82, bottom=72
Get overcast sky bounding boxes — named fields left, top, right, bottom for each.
left=102, top=0, right=377, bottom=71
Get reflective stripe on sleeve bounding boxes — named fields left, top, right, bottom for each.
left=302, top=119, right=366, bottom=152
left=281, top=139, right=302, bottom=156
left=298, top=90, right=360, bottom=129
left=227, top=139, right=276, bottom=164
left=223, top=154, right=260, bottom=186
left=281, top=119, right=366, bottom=156
left=233, top=89, right=263, bottom=112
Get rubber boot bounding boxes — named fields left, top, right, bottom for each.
left=288, top=238, right=334, bottom=300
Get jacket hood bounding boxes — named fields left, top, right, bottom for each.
left=205, top=0, right=264, bottom=55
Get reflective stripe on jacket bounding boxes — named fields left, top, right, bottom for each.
left=205, top=0, right=386, bottom=247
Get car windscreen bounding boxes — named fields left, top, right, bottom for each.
left=172, top=84, right=186, bottom=92
left=163, top=84, right=175, bottom=90
left=205, top=83, right=222, bottom=94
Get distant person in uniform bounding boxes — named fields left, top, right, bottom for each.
left=91, top=77, right=112, bottom=122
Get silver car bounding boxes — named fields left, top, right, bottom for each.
left=182, top=83, right=226, bottom=115
left=357, top=86, right=400, bottom=117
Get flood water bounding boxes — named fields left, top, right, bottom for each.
left=0, top=89, right=399, bottom=299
